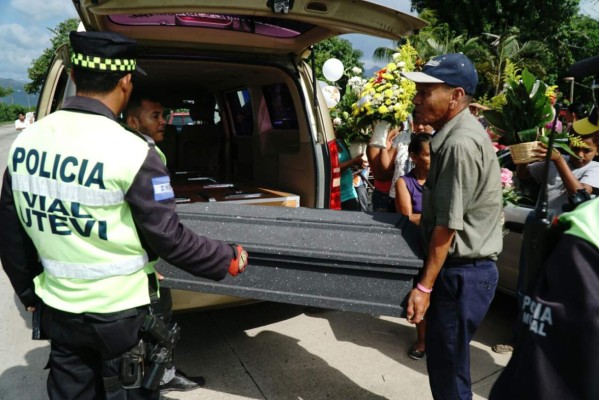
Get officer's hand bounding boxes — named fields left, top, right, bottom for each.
left=228, top=244, right=248, bottom=277
left=406, top=288, right=430, bottom=324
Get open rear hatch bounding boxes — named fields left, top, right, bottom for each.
left=158, top=204, right=425, bottom=317
left=74, top=0, right=426, bottom=58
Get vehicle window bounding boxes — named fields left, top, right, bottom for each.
left=109, top=14, right=315, bottom=38
left=226, top=89, right=253, bottom=136
left=263, top=84, right=298, bottom=130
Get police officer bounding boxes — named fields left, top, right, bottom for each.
left=0, top=31, right=248, bottom=400
left=123, top=92, right=205, bottom=393
left=489, top=197, right=599, bottom=399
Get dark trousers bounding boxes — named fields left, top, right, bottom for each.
left=371, top=189, right=395, bottom=212
left=341, top=197, right=361, bottom=211
left=426, top=260, right=498, bottom=400
left=355, top=184, right=370, bottom=212
left=42, top=305, right=159, bottom=400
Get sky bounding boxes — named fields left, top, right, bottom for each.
left=0, top=0, right=597, bottom=83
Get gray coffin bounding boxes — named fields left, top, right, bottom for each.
left=157, top=203, right=425, bottom=317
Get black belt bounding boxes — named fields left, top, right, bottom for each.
left=445, top=256, right=492, bottom=265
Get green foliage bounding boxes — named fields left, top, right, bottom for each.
left=313, top=37, right=364, bottom=89
left=411, top=0, right=579, bottom=44
left=409, top=2, right=585, bottom=97
left=0, top=103, right=28, bottom=123
left=483, top=69, right=553, bottom=145
left=311, top=37, right=366, bottom=144
left=25, top=18, right=80, bottom=94
left=330, top=72, right=369, bottom=144
left=0, top=86, right=14, bottom=98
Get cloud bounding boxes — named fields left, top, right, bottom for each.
left=10, top=0, right=77, bottom=22
left=0, top=23, right=53, bottom=81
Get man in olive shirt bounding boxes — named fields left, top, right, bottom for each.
left=402, top=54, right=503, bottom=399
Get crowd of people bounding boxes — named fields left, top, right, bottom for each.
left=2, top=26, right=598, bottom=400
left=335, top=52, right=599, bottom=399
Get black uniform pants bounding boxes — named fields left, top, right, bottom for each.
left=42, top=305, right=159, bottom=400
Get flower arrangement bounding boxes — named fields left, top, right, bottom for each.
left=330, top=68, right=371, bottom=145
left=351, top=44, right=418, bottom=130
left=483, top=63, right=581, bottom=162
left=500, top=167, right=520, bottom=207
left=482, top=65, right=554, bottom=145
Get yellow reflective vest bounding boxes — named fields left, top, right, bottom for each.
left=8, top=110, right=159, bottom=313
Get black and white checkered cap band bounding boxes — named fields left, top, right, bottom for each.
left=71, top=52, right=136, bottom=72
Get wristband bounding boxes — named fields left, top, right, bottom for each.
left=416, top=283, right=432, bottom=294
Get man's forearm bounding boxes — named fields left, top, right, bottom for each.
left=419, top=225, right=455, bottom=289
left=554, top=157, right=585, bottom=195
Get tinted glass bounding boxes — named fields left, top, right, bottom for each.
left=263, top=84, right=298, bottom=129
left=226, top=89, right=253, bottom=136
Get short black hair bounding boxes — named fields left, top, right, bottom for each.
left=122, top=90, right=160, bottom=120
left=408, top=133, right=431, bottom=154
left=72, top=67, right=128, bottom=95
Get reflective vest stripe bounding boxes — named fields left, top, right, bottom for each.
left=41, top=253, right=149, bottom=279
left=12, top=173, right=124, bottom=206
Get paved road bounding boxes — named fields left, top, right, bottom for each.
left=0, top=122, right=515, bottom=400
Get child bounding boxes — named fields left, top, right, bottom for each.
left=517, top=117, right=599, bottom=214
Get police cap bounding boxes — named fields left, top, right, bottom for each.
left=69, top=31, right=146, bottom=75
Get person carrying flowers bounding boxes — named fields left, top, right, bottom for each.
left=516, top=115, right=599, bottom=214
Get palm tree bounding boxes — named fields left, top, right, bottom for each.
left=483, top=29, right=549, bottom=95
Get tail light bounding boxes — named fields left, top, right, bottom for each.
left=328, top=139, right=341, bottom=210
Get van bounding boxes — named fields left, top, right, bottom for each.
left=39, top=1, right=511, bottom=316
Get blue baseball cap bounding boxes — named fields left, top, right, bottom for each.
left=401, top=53, right=478, bottom=95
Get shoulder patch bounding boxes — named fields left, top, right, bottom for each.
left=151, top=176, right=174, bottom=201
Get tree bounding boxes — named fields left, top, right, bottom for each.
left=410, top=0, right=581, bottom=91
left=0, top=86, right=14, bottom=98
left=554, top=14, right=599, bottom=104
left=25, top=18, right=80, bottom=94
left=313, top=36, right=364, bottom=89
left=481, top=29, right=549, bottom=95
left=411, top=0, right=580, bottom=45
left=373, top=10, right=493, bottom=96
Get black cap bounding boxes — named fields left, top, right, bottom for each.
left=69, top=31, right=146, bottom=75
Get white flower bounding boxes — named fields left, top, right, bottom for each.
left=397, top=61, right=406, bottom=68
left=392, top=53, right=402, bottom=62
left=351, top=66, right=362, bottom=75
left=348, top=76, right=362, bottom=87
left=333, top=117, right=342, bottom=126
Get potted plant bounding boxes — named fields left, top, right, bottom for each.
left=350, top=44, right=418, bottom=148
left=483, top=67, right=579, bottom=163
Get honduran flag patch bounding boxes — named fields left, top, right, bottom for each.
left=152, top=176, right=174, bottom=201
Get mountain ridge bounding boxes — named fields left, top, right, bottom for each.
left=0, top=78, right=38, bottom=108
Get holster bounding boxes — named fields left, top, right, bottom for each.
left=119, top=339, right=145, bottom=390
